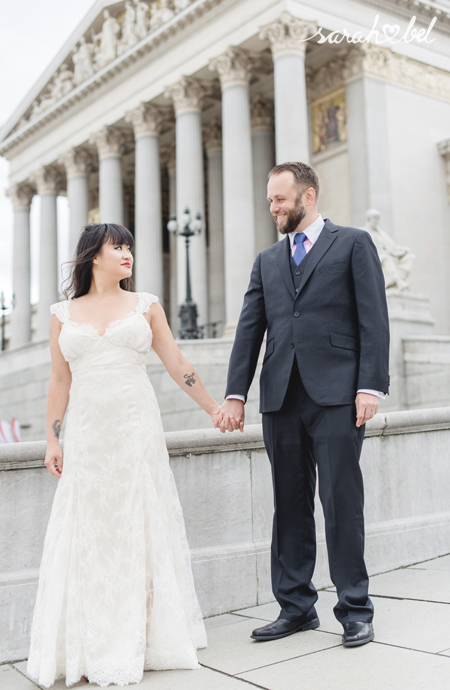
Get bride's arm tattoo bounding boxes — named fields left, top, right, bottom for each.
left=52, top=419, right=61, bottom=439
left=184, top=373, right=196, bottom=387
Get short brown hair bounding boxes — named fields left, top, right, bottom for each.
left=268, top=161, right=319, bottom=200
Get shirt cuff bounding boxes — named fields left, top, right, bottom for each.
left=357, top=389, right=388, bottom=399
left=225, top=395, right=246, bottom=403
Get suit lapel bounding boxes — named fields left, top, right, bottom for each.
left=296, top=220, right=339, bottom=299
left=276, top=235, right=296, bottom=299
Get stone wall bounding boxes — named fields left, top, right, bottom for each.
left=2, top=407, right=450, bottom=663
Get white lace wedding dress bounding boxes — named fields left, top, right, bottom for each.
left=27, top=292, right=207, bottom=688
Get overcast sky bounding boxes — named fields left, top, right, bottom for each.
left=0, top=0, right=95, bottom=307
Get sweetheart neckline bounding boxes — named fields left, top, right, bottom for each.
left=64, top=311, right=150, bottom=338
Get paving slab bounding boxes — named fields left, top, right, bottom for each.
left=136, top=666, right=245, bottom=689
left=407, top=554, right=450, bottom=571
left=0, top=665, right=39, bottom=690
left=239, top=640, right=450, bottom=690
left=204, top=614, right=247, bottom=631
left=197, top=616, right=341, bottom=676
left=367, top=567, right=450, bottom=604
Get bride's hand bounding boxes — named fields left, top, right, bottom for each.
left=210, top=405, right=223, bottom=430
left=44, top=442, right=63, bottom=478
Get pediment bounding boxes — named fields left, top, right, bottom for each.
left=1, top=0, right=194, bottom=144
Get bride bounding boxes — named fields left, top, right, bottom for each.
left=27, top=223, right=221, bottom=688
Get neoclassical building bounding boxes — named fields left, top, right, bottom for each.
left=2, top=0, right=450, bottom=350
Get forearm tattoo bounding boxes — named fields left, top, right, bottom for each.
left=52, top=419, right=61, bottom=439
left=184, top=373, right=196, bottom=387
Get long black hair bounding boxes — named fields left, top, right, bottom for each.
left=62, top=223, right=135, bottom=299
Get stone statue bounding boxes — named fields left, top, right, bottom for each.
left=73, top=36, right=95, bottom=85
left=150, top=0, right=174, bottom=30
left=95, top=9, right=121, bottom=68
left=52, top=63, right=75, bottom=100
left=364, top=209, right=415, bottom=291
left=120, top=1, right=138, bottom=52
left=134, top=0, right=150, bottom=39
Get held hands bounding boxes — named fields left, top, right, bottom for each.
left=213, top=399, right=245, bottom=433
left=355, top=392, right=379, bottom=427
left=44, top=442, right=63, bottom=477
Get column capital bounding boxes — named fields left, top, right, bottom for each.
left=203, top=118, right=222, bottom=154
left=6, top=182, right=35, bottom=210
left=125, top=102, right=166, bottom=137
left=250, top=95, right=274, bottom=131
left=89, top=125, right=130, bottom=158
left=209, top=47, right=253, bottom=88
left=30, top=164, right=63, bottom=195
left=259, top=12, right=317, bottom=58
left=164, top=76, right=206, bottom=115
left=58, top=147, right=96, bottom=178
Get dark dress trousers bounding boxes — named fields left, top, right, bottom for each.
left=225, top=219, right=390, bottom=623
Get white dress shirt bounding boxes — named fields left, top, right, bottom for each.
left=227, top=214, right=387, bottom=402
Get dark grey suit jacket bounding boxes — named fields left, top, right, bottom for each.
left=225, top=219, right=390, bottom=412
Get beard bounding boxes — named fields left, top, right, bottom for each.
left=273, top=195, right=306, bottom=235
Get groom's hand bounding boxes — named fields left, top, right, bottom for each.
left=216, top=399, right=245, bottom=433
left=355, top=392, right=379, bottom=427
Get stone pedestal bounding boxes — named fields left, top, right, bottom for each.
left=384, top=290, right=435, bottom=411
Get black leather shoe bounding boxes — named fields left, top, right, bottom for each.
left=342, top=621, right=374, bottom=647
left=251, top=612, right=320, bottom=641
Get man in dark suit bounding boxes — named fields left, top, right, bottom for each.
left=217, top=162, right=389, bottom=647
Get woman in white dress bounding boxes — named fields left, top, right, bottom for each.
left=27, top=223, right=221, bottom=687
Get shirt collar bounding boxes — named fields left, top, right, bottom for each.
left=288, top=214, right=324, bottom=249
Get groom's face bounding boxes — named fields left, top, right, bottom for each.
left=267, top=172, right=306, bottom=235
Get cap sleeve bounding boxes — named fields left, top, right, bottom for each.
left=50, top=300, right=70, bottom=323
left=137, top=292, right=159, bottom=315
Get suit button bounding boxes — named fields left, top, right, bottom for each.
left=295, top=288, right=299, bottom=293
left=290, top=342, right=294, bottom=348
left=294, top=312, right=299, bottom=317
left=295, top=271, right=300, bottom=276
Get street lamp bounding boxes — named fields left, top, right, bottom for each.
left=0, top=292, right=13, bottom=351
left=167, top=207, right=203, bottom=339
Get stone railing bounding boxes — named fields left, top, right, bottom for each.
left=1, top=408, right=450, bottom=662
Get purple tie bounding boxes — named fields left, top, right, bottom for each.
left=293, top=232, right=307, bottom=266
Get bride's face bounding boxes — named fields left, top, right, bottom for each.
left=93, top=239, right=133, bottom=279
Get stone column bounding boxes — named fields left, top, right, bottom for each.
left=31, top=165, right=62, bottom=341
left=343, top=44, right=394, bottom=232
left=203, top=118, right=225, bottom=337
left=58, top=147, right=94, bottom=257
left=260, top=13, right=316, bottom=164
left=126, top=103, right=165, bottom=298
left=251, top=95, right=276, bottom=255
left=166, top=144, right=178, bottom=334
left=89, top=126, right=128, bottom=224
left=164, top=77, right=208, bottom=325
left=6, top=183, right=35, bottom=348
left=210, top=47, right=255, bottom=335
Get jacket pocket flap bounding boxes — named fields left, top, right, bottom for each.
left=329, top=331, right=358, bottom=351
left=319, top=262, right=347, bottom=274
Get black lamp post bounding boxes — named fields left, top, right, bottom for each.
left=0, top=292, right=12, bottom=351
left=167, top=208, right=203, bottom=339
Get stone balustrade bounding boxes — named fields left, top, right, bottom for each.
left=2, top=408, right=450, bottom=662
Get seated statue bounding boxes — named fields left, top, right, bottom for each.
left=363, top=209, right=415, bottom=291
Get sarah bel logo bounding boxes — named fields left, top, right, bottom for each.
left=301, top=14, right=437, bottom=46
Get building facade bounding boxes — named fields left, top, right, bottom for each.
left=2, top=0, right=450, bottom=350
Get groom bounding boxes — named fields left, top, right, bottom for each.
left=218, top=162, right=389, bottom=647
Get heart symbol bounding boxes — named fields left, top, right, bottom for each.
left=382, top=24, right=400, bottom=43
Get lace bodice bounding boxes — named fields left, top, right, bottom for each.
left=50, top=292, right=159, bottom=374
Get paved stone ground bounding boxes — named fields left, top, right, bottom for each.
left=3, top=554, right=450, bottom=690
